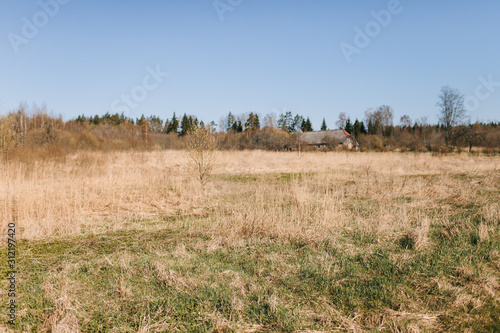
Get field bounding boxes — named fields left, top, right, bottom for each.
left=1, top=150, right=499, bottom=332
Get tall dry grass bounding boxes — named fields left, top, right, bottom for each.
left=207, top=151, right=499, bottom=246
left=0, top=151, right=204, bottom=239
left=1, top=150, right=498, bottom=243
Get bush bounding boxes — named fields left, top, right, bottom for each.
left=357, top=134, right=384, bottom=151
left=77, top=131, right=100, bottom=149
left=185, top=126, right=218, bottom=187
left=252, top=129, right=294, bottom=151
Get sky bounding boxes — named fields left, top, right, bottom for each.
left=1, top=0, right=499, bottom=129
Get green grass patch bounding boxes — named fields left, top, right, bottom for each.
left=2, top=220, right=498, bottom=331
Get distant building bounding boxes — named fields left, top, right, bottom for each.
left=300, top=129, right=359, bottom=150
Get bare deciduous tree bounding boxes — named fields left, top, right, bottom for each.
left=262, top=113, right=277, bottom=129
left=400, top=115, right=412, bottom=128
left=336, top=112, right=346, bottom=129
left=365, top=105, right=394, bottom=136
left=437, top=85, right=467, bottom=145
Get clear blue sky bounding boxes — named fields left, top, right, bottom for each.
left=1, top=0, right=499, bottom=129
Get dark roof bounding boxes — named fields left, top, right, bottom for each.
left=300, top=130, right=352, bottom=145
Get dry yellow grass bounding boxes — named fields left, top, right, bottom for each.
left=1, top=150, right=498, bottom=243
left=1, top=150, right=499, bottom=331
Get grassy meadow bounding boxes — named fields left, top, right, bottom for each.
left=0, top=150, right=499, bottom=332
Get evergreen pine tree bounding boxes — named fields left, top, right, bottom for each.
left=180, top=114, right=191, bottom=136
left=353, top=119, right=361, bottom=137
left=166, top=112, right=179, bottom=134
left=301, top=117, right=313, bottom=132
left=245, top=112, right=261, bottom=131
left=210, top=120, right=217, bottom=132
left=227, top=112, right=235, bottom=132
left=360, top=121, right=367, bottom=134
left=345, top=117, right=352, bottom=134
left=278, top=112, right=294, bottom=132
left=254, top=114, right=260, bottom=130
left=321, top=118, right=327, bottom=131
left=231, top=120, right=238, bottom=133
left=136, top=114, right=146, bottom=126
left=92, top=115, right=100, bottom=125
left=245, top=113, right=255, bottom=131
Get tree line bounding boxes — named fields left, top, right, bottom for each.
left=1, top=86, right=499, bottom=160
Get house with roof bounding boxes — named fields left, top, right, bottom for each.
left=300, top=129, right=359, bottom=150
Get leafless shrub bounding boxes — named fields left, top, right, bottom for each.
left=185, top=126, right=218, bottom=187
